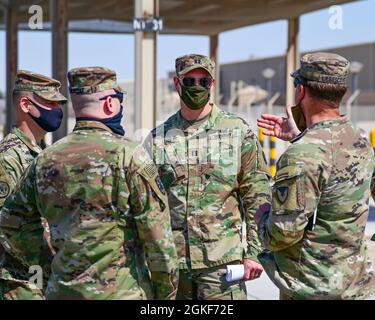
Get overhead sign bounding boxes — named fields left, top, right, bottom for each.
left=133, top=17, right=163, bottom=32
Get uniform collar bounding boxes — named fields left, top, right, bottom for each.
left=291, top=116, right=349, bottom=143
left=176, top=103, right=220, bottom=131
left=308, top=116, right=349, bottom=130
left=11, top=127, right=43, bottom=154
left=73, top=120, right=113, bottom=133
left=207, top=103, right=220, bottom=128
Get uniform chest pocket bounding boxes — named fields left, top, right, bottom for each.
left=203, top=158, right=238, bottom=188
left=272, top=166, right=305, bottom=214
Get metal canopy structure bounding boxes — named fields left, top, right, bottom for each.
left=0, top=0, right=354, bottom=35
left=0, top=0, right=356, bottom=140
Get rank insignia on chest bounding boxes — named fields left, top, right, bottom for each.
left=276, top=186, right=288, bottom=204
left=0, top=181, right=10, bottom=198
left=155, top=176, right=166, bottom=195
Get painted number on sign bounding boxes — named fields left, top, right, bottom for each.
left=133, top=18, right=163, bottom=32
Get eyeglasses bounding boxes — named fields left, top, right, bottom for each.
left=293, top=77, right=304, bottom=88
left=180, top=77, right=213, bottom=89
left=99, top=92, right=124, bottom=103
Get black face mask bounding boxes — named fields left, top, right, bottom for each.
left=291, top=104, right=307, bottom=132
left=28, top=99, right=63, bottom=132
left=292, top=87, right=307, bottom=132
left=77, top=105, right=125, bottom=136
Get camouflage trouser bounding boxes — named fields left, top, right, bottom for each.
left=279, top=291, right=292, bottom=300
left=367, top=238, right=375, bottom=270
left=0, top=267, right=44, bottom=300
left=0, top=279, right=44, bottom=300
left=176, top=262, right=247, bottom=300
left=0, top=220, right=50, bottom=300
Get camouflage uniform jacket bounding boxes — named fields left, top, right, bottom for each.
left=0, top=127, right=44, bottom=290
left=371, top=168, right=375, bottom=201
left=371, top=163, right=375, bottom=242
left=0, top=127, right=43, bottom=207
left=0, top=120, right=178, bottom=300
left=258, top=117, right=375, bottom=299
left=146, top=104, right=271, bottom=270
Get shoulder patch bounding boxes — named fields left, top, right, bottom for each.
left=276, top=186, right=289, bottom=204
left=0, top=181, right=10, bottom=198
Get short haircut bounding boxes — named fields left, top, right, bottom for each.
left=70, top=89, right=115, bottom=112
left=12, top=90, right=33, bottom=104
left=304, top=80, right=347, bottom=106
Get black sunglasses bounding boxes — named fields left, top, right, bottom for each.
left=180, top=77, right=213, bottom=89
left=99, top=92, right=124, bottom=103
left=293, top=77, right=304, bottom=88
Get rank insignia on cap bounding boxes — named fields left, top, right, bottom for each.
left=0, top=181, right=10, bottom=198
left=276, top=186, right=289, bottom=204
left=155, top=176, right=166, bottom=195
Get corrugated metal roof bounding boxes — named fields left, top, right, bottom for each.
left=0, top=0, right=355, bottom=35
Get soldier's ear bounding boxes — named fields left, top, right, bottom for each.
left=174, top=76, right=181, bottom=94
left=103, top=96, right=115, bottom=115
left=296, top=84, right=305, bottom=102
left=19, top=97, right=31, bottom=113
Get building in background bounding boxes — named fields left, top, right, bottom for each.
left=1, top=41, right=375, bottom=140
left=220, top=41, right=375, bottom=106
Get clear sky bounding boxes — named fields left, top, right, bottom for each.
left=0, top=0, right=374, bottom=93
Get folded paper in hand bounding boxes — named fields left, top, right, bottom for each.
left=226, top=264, right=244, bottom=282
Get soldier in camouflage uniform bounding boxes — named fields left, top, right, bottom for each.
left=257, top=52, right=375, bottom=299
left=0, top=70, right=68, bottom=300
left=0, top=67, right=178, bottom=300
left=372, top=163, right=375, bottom=242
left=145, top=54, right=271, bottom=300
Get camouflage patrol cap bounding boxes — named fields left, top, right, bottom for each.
left=14, top=70, right=68, bottom=103
left=68, top=66, right=126, bottom=94
left=175, top=54, right=215, bottom=78
left=291, top=52, right=350, bottom=85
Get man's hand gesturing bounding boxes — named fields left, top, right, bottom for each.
left=257, top=105, right=301, bottom=142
